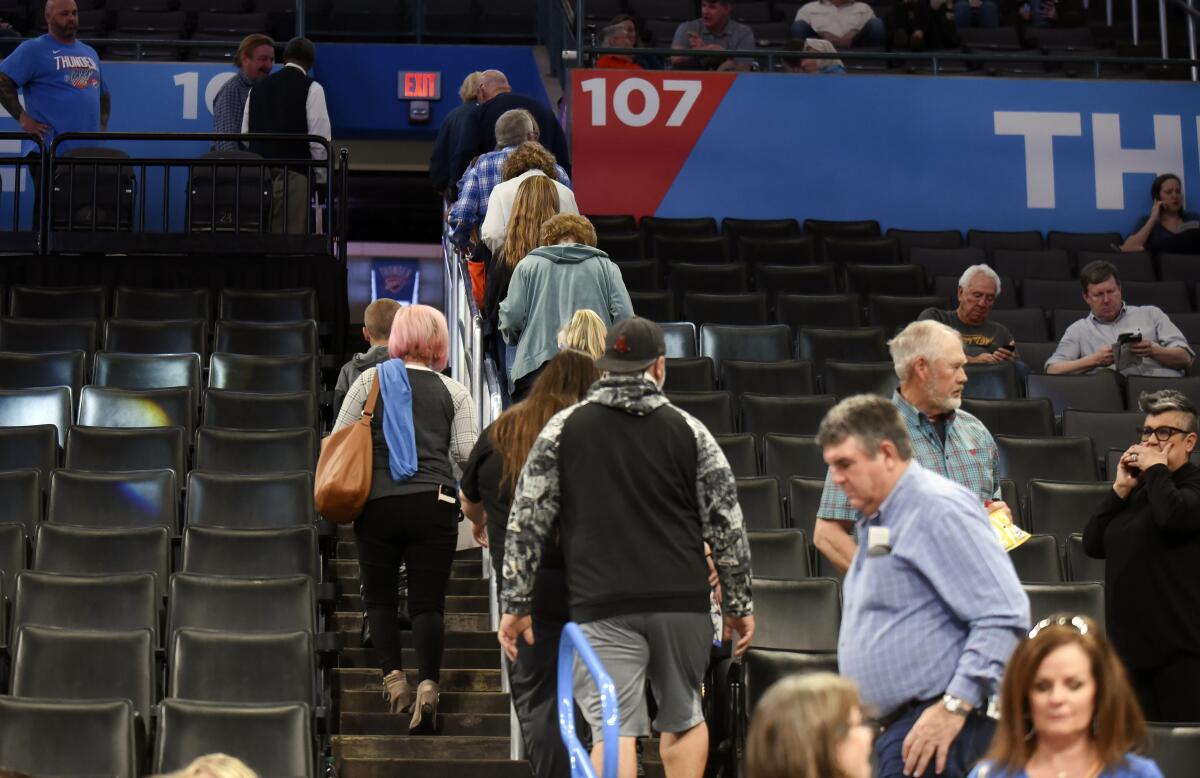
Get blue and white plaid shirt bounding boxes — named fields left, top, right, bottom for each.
left=447, top=146, right=571, bottom=248
left=838, top=461, right=1029, bottom=715
left=211, top=72, right=254, bottom=151
left=818, top=390, right=1000, bottom=521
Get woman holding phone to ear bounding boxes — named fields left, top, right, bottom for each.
left=1121, top=173, right=1197, bottom=252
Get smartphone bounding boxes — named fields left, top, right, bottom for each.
left=1118, top=332, right=1143, bottom=344
left=1004, top=341, right=1016, bottom=351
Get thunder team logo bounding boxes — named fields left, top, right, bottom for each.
left=55, top=54, right=100, bottom=89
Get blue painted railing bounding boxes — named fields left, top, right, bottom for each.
left=557, top=622, right=620, bottom=778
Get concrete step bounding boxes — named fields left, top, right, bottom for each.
left=339, top=593, right=489, bottom=614
left=337, top=758, right=531, bottom=778
left=338, top=628, right=499, bottom=651
left=339, top=711, right=510, bottom=736
left=339, top=647, right=499, bottom=669
left=333, top=735, right=510, bottom=760
left=335, top=611, right=490, bottom=635
left=335, top=667, right=502, bottom=693
left=332, top=558, right=484, bottom=583
left=339, top=690, right=510, bottom=715
left=332, top=577, right=489, bottom=597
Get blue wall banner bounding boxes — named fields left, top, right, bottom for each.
left=571, top=69, right=1200, bottom=235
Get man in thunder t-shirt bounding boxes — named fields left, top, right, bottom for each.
left=0, top=0, right=110, bottom=154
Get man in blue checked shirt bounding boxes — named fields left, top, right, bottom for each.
left=818, top=394, right=1029, bottom=778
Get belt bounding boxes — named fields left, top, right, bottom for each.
left=877, top=697, right=940, bottom=731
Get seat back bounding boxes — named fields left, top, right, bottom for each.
left=721, top=360, right=814, bottom=400
left=189, top=151, right=270, bottom=232
left=662, top=357, right=716, bottom=392
left=0, top=697, right=137, bottom=778
left=209, top=353, right=318, bottom=394
left=13, top=570, right=158, bottom=643
left=112, top=286, right=211, bottom=321
left=795, top=327, right=888, bottom=383
left=665, top=391, right=734, bottom=435
left=737, top=235, right=817, bottom=266
left=65, top=425, right=187, bottom=481
left=909, top=247, right=984, bottom=284
left=1027, top=480, right=1115, bottom=546
left=660, top=321, right=698, bottom=358
left=699, top=324, right=791, bottom=369
left=0, top=350, right=86, bottom=409
left=996, top=435, right=1097, bottom=508
left=0, top=468, right=41, bottom=536
left=988, top=308, right=1050, bottom=342
left=762, top=434, right=827, bottom=481
left=714, top=433, right=759, bottom=477
left=628, top=290, right=675, bottom=322
left=824, top=236, right=898, bottom=266
left=967, top=228, right=1044, bottom=253
left=1065, top=533, right=1104, bottom=583
left=1123, top=280, right=1192, bottom=313
left=961, top=398, right=1055, bottom=437
left=866, top=294, right=944, bottom=330
left=683, top=292, right=768, bottom=326
left=0, top=425, right=58, bottom=488
left=754, top=265, right=837, bottom=297
left=736, top=476, right=784, bottom=530
left=1026, top=372, right=1124, bottom=415
left=775, top=293, right=860, bottom=331
left=10, top=285, right=107, bottom=320
left=181, top=525, right=320, bottom=579
left=787, top=476, right=826, bottom=538
left=1061, top=410, right=1144, bottom=476
left=171, top=628, right=316, bottom=706
left=887, top=228, right=963, bottom=259
left=1023, top=582, right=1105, bottom=629
left=214, top=319, right=319, bottom=356
left=218, top=288, right=317, bottom=322
left=195, top=427, right=317, bottom=475
left=1022, top=279, right=1086, bottom=312
left=844, top=263, right=924, bottom=297
left=154, top=699, right=314, bottom=777
left=169, top=573, right=315, bottom=643
left=0, top=522, right=26, bottom=608
left=1008, top=534, right=1062, bottom=583
left=78, top=385, right=195, bottom=438
left=93, top=352, right=202, bottom=400
left=747, top=529, right=810, bottom=579
left=104, top=318, right=207, bottom=358
left=48, top=468, right=178, bottom=532
left=741, top=394, right=836, bottom=438
left=822, top=361, right=899, bottom=398
left=1148, top=725, right=1200, bottom=778
left=0, top=385, right=73, bottom=446
left=0, top=318, right=98, bottom=366
left=742, top=649, right=839, bottom=715
left=751, top=577, right=841, bottom=651
left=1125, top=376, right=1200, bottom=411
left=35, top=524, right=171, bottom=599
left=186, top=471, right=315, bottom=530
left=203, top=389, right=318, bottom=431
left=993, top=249, right=1072, bottom=280
left=962, top=362, right=1019, bottom=400
left=656, top=235, right=728, bottom=264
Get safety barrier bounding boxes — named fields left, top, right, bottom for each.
left=558, top=622, right=620, bottom=778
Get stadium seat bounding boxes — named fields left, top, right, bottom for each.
left=668, top=262, right=748, bottom=303
left=0, top=425, right=58, bottom=489
left=0, top=318, right=98, bottom=369
left=9, top=284, right=106, bottom=320
left=0, top=522, right=25, bottom=616
left=195, top=427, right=317, bottom=475
left=1077, top=250, right=1155, bottom=282
left=51, top=148, right=139, bottom=222
left=1016, top=341, right=1058, bottom=372
left=1169, top=312, right=1200, bottom=343
left=1028, top=480, right=1114, bottom=546
left=661, top=321, right=698, bottom=358
left=723, top=217, right=800, bottom=253
left=208, top=353, right=318, bottom=395
left=104, top=318, right=207, bottom=358
left=739, top=648, right=839, bottom=717
left=1051, top=308, right=1093, bottom=336
left=640, top=216, right=718, bottom=253
left=988, top=308, right=1050, bottom=341
left=714, top=433, right=758, bottom=477
left=909, top=247, right=986, bottom=285
left=0, top=385, right=72, bottom=446
left=787, top=476, right=826, bottom=539
left=967, top=229, right=1044, bottom=253
left=666, top=390, right=735, bottom=435
left=804, top=218, right=880, bottom=241
left=762, top=434, right=827, bottom=481
left=663, top=357, right=716, bottom=392
left=113, top=287, right=211, bottom=322
left=751, top=577, right=841, bottom=652
left=628, top=290, right=675, bottom=322
left=78, top=385, right=194, bottom=437
left=12, top=570, right=158, bottom=644
left=721, top=359, right=814, bottom=400
left=844, top=264, right=925, bottom=298
left=1147, top=725, right=1200, bottom=778
left=218, top=288, right=317, bottom=322
left=755, top=265, right=838, bottom=302
left=746, top=529, right=811, bottom=579
left=11, top=625, right=155, bottom=722
left=1022, top=279, right=1085, bottom=312
left=186, top=471, right=315, bottom=530
left=736, top=477, right=785, bottom=530
left=887, top=228, right=964, bottom=259
left=195, top=11, right=267, bottom=35
left=996, top=435, right=1097, bottom=507
left=93, top=352, right=202, bottom=401
left=1023, top=582, right=1104, bottom=630
left=683, top=292, right=768, bottom=326
left=1008, top=534, right=1063, bottom=583
left=154, top=699, right=314, bottom=777
left=214, top=319, right=319, bottom=357
left=1125, top=375, right=1200, bottom=410
left=0, top=468, right=40, bottom=535
left=776, top=293, right=861, bottom=331
left=934, top=274, right=1019, bottom=310
left=203, top=389, right=318, bottom=431
left=867, top=294, right=943, bottom=330
left=962, top=363, right=1020, bottom=400
left=737, top=236, right=817, bottom=266
left=613, top=259, right=659, bottom=289
left=993, top=249, right=1072, bottom=281
left=700, top=324, right=791, bottom=368
left=1047, top=231, right=1121, bottom=255
left=65, top=426, right=187, bottom=482
left=824, top=237, right=900, bottom=267
left=1061, top=410, right=1143, bottom=476
left=1123, top=280, right=1192, bottom=313
left=589, top=214, right=637, bottom=234
left=795, top=327, right=889, bottom=382
left=600, top=234, right=643, bottom=262
left=741, top=394, right=836, bottom=438
left=1159, top=253, right=1200, bottom=298
left=656, top=235, right=728, bottom=265
left=0, top=350, right=86, bottom=410
left=1001, top=478, right=1025, bottom=529
left=169, top=573, right=315, bottom=647
left=823, top=361, right=899, bottom=398
left=48, top=468, right=178, bottom=532
left=180, top=525, right=320, bottom=580
left=170, top=628, right=316, bottom=706
left=1027, top=372, right=1124, bottom=414
left=35, top=525, right=171, bottom=599
left=1066, top=534, right=1104, bottom=583
left=0, top=697, right=138, bottom=778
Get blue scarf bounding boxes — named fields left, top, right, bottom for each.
left=377, top=359, right=418, bottom=482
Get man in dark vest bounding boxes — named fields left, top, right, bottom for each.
left=241, top=36, right=330, bottom=234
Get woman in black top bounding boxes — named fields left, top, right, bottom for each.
left=1121, top=173, right=1200, bottom=253
left=334, top=304, right=478, bottom=734
left=460, top=350, right=600, bottom=778
left=1083, top=389, right=1200, bottom=721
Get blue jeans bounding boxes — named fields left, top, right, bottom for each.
left=953, top=0, right=1000, bottom=28
left=874, top=705, right=996, bottom=778
left=791, top=17, right=886, bottom=47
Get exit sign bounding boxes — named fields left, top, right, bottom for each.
left=398, top=71, right=441, bottom=100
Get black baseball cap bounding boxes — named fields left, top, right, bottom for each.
left=595, top=316, right=666, bottom=372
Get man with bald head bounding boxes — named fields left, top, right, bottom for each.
left=449, top=68, right=569, bottom=189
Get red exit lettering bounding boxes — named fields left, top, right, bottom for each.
left=405, top=73, right=435, bottom=98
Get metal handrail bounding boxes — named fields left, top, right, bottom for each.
left=558, top=623, right=620, bottom=778
left=0, top=131, right=46, bottom=248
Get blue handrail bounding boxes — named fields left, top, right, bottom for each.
left=558, top=622, right=620, bottom=778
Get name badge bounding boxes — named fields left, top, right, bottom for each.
left=867, top=526, right=892, bottom=557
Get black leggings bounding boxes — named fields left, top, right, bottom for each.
left=1129, top=654, right=1200, bottom=722
left=354, top=492, right=459, bottom=682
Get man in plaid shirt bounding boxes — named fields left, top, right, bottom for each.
left=814, top=320, right=1010, bottom=572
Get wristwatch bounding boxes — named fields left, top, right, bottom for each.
left=941, top=694, right=972, bottom=717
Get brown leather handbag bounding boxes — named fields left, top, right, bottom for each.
left=314, top=374, right=379, bottom=524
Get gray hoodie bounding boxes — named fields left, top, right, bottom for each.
left=333, top=344, right=389, bottom=417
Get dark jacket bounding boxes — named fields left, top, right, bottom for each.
left=247, top=65, right=312, bottom=161
left=449, top=92, right=570, bottom=190
left=333, top=344, right=389, bottom=418
left=429, top=100, right=478, bottom=199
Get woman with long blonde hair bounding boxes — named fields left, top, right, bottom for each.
left=557, top=308, right=607, bottom=360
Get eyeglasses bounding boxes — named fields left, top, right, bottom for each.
left=1028, top=615, right=1089, bottom=640
left=1136, top=426, right=1191, bottom=442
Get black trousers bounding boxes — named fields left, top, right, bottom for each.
left=354, top=491, right=459, bottom=681
left=1129, top=654, right=1200, bottom=722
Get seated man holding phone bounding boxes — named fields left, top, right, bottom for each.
left=1046, top=260, right=1194, bottom=377
left=919, top=264, right=1020, bottom=365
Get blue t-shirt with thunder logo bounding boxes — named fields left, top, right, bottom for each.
left=0, top=34, right=107, bottom=152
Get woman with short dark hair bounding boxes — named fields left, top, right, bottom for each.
left=1121, top=173, right=1198, bottom=253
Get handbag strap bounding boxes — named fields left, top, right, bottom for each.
left=362, top=372, right=381, bottom=419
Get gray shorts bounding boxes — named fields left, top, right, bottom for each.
left=572, top=611, right=712, bottom=740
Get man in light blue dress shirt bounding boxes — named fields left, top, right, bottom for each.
left=818, top=394, right=1029, bottom=778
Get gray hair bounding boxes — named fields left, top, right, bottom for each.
left=816, top=394, right=914, bottom=461
left=887, top=319, right=962, bottom=382
left=1139, top=389, right=1198, bottom=433
left=600, top=24, right=623, bottom=46
left=495, top=109, right=538, bottom=149
left=958, top=264, right=1002, bottom=297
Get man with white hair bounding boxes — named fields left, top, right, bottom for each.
left=919, top=264, right=1019, bottom=365
left=813, top=320, right=1007, bottom=573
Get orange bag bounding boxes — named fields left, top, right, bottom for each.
left=467, top=258, right=487, bottom=311
left=314, top=374, right=379, bottom=524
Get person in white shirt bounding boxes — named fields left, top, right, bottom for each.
left=793, top=0, right=885, bottom=48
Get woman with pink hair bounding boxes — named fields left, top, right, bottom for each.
left=333, top=303, right=479, bottom=735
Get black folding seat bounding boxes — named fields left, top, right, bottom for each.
left=844, top=264, right=925, bottom=298
left=154, top=699, right=314, bottom=777
left=9, top=284, right=106, bottom=320
left=1028, top=480, right=1115, bottom=546
left=0, top=351, right=86, bottom=409
left=993, top=249, right=1072, bottom=281
left=787, top=475, right=825, bottom=538
left=170, top=628, right=316, bottom=707
left=738, top=236, right=817, bottom=266
left=739, top=648, right=839, bottom=719
left=700, top=324, right=791, bottom=369
left=1159, top=253, right=1200, bottom=298
left=203, top=389, right=318, bottom=431
left=93, top=352, right=202, bottom=405
left=195, top=427, right=317, bottom=475
left=169, top=573, right=315, bottom=646
left=613, top=259, right=659, bottom=289
left=186, top=471, right=314, bottom=530
left=0, top=385, right=72, bottom=446
left=755, top=264, right=837, bottom=299
left=0, top=522, right=25, bottom=616
left=35, top=524, right=171, bottom=599
left=762, top=434, right=827, bottom=481
left=1123, top=280, right=1192, bottom=313
left=887, top=229, right=964, bottom=260
left=1066, top=534, right=1104, bottom=583
left=795, top=327, right=888, bottom=379
left=1023, top=582, right=1104, bottom=629
left=663, top=357, right=716, bottom=393
left=804, top=218, right=880, bottom=241
left=218, top=288, right=317, bottom=322
left=195, top=10, right=267, bottom=33
left=775, top=293, right=860, bottom=332
left=961, top=397, right=1055, bottom=437
left=214, top=319, right=319, bottom=357
left=1008, top=534, right=1063, bottom=583
left=1128, top=376, right=1200, bottom=413
left=737, top=476, right=784, bottom=530
left=588, top=214, right=636, bottom=234
left=934, top=274, right=1019, bottom=310
left=1169, top=312, right=1200, bottom=343
left=1049, top=309, right=1088, bottom=340
left=656, top=235, right=728, bottom=265
left=599, top=233, right=643, bottom=261
left=967, top=229, right=1044, bottom=253
left=11, top=625, right=155, bottom=722
left=0, top=468, right=40, bottom=535
left=209, top=353, right=318, bottom=395
left=104, top=317, right=207, bottom=361
left=824, top=237, right=900, bottom=267
left=79, top=385, right=195, bottom=437
left=741, top=394, right=836, bottom=438
left=751, top=577, right=841, bottom=652
left=640, top=216, right=718, bottom=257
left=12, top=570, right=158, bottom=643
left=48, top=468, right=177, bottom=532
left=1047, top=231, right=1121, bottom=255
left=962, top=363, right=1019, bottom=400
left=723, top=218, right=800, bottom=254
left=909, top=247, right=986, bottom=286
left=1061, top=410, right=1143, bottom=476
left=747, top=529, right=810, bottom=579
left=1148, top=724, right=1200, bottom=778
left=714, top=433, right=758, bottom=477
left=0, top=697, right=138, bottom=778
left=867, top=295, right=943, bottom=331
left=823, top=361, right=899, bottom=398
left=1027, top=372, right=1124, bottom=415
left=661, top=321, right=698, bottom=358
left=988, top=308, right=1049, bottom=341
left=668, top=263, right=748, bottom=303
left=996, top=435, right=1097, bottom=508
left=0, top=318, right=97, bottom=368
left=1077, top=250, right=1155, bottom=282
left=665, top=391, right=735, bottom=435
left=683, top=292, right=768, bottom=326
left=181, top=525, right=320, bottom=580
left=65, top=426, right=187, bottom=481
left=722, top=360, right=814, bottom=400
left=629, top=290, right=675, bottom=322
left=0, top=425, right=58, bottom=487
left=1022, top=279, right=1084, bottom=312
